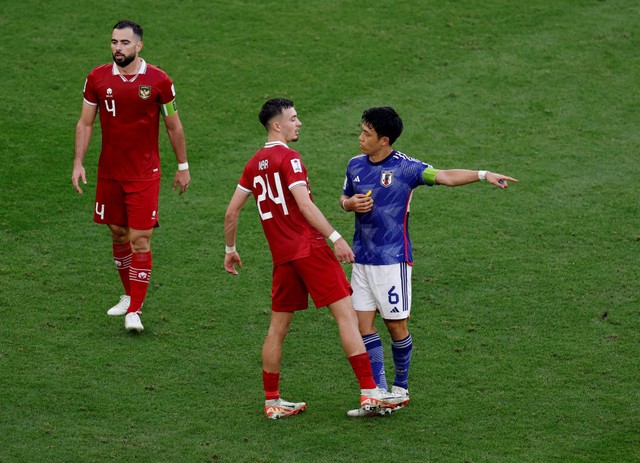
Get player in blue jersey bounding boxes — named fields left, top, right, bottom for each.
left=340, top=107, right=517, bottom=417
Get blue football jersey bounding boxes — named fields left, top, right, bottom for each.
left=342, top=151, right=434, bottom=265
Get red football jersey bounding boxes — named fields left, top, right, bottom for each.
left=83, top=59, right=176, bottom=181
left=238, top=142, right=325, bottom=266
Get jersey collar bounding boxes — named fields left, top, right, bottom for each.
left=264, top=141, right=289, bottom=149
left=366, top=149, right=397, bottom=166
left=112, top=59, right=147, bottom=83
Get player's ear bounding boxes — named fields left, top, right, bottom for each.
left=137, top=40, right=143, bottom=53
left=380, top=136, right=390, bottom=146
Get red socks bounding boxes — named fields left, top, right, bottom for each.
left=348, top=352, right=378, bottom=390
left=113, top=242, right=152, bottom=314
left=128, top=251, right=152, bottom=313
left=112, top=242, right=132, bottom=295
left=263, top=371, right=280, bottom=401
left=262, top=354, right=375, bottom=401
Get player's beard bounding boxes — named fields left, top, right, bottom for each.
left=112, top=52, right=136, bottom=68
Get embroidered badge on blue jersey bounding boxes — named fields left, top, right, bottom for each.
left=381, top=170, right=394, bottom=188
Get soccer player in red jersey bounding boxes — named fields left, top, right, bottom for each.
left=72, top=20, right=190, bottom=333
left=223, top=98, right=408, bottom=419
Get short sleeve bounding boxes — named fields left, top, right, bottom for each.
left=82, top=73, right=98, bottom=106
left=281, top=151, right=308, bottom=190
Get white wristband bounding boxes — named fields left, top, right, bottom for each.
left=328, top=231, right=341, bottom=244
left=225, top=244, right=236, bottom=253
left=341, top=199, right=348, bottom=211
left=178, top=162, right=189, bottom=171
left=478, top=170, right=487, bottom=181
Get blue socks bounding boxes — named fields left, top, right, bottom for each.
left=391, top=333, right=413, bottom=390
left=363, top=331, right=413, bottom=391
left=362, top=332, right=388, bottom=390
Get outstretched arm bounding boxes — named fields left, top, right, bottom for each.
left=291, top=185, right=355, bottom=263
left=434, top=169, right=518, bottom=189
left=223, top=188, right=251, bottom=275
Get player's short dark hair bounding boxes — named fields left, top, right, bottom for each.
left=113, top=19, right=143, bottom=40
left=362, top=107, right=403, bottom=145
left=259, top=98, right=294, bottom=130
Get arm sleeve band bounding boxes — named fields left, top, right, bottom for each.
left=161, top=99, right=178, bottom=117
left=422, top=167, right=440, bottom=186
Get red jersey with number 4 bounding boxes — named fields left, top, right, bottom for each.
left=82, top=59, right=176, bottom=181
left=237, top=142, right=325, bottom=266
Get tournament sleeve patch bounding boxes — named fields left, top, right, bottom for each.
left=290, top=158, right=302, bottom=173
left=161, top=99, right=178, bottom=117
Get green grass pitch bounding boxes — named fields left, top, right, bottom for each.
left=0, top=1, right=638, bottom=462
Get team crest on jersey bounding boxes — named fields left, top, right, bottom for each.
left=138, top=86, right=151, bottom=100
left=381, top=170, right=394, bottom=188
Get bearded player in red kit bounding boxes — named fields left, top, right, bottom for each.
left=72, top=20, right=190, bottom=332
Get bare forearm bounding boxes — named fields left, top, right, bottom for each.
left=299, top=201, right=334, bottom=237
left=434, top=169, right=481, bottom=186
left=166, top=126, right=187, bottom=164
left=74, top=123, right=93, bottom=166
left=435, top=169, right=518, bottom=189
left=224, top=210, right=240, bottom=246
left=224, top=190, right=251, bottom=246
left=339, top=195, right=349, bottom=211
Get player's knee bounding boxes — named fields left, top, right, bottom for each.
left=108, top=224, right=129, bottom=243
left=385, top=318, right=409, bottom=340
left=358, top=322, right=376, bottom=336
left=131, top=240, right=151, bottom=253
left=129, top=230, right=152, bottom=253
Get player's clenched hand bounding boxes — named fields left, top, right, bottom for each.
left=486, top=172, right=518, bottom=189
left=333, top=238, right=355, bottom=264
left=72, top=165, right=87, bottom=194
left=224, top=251, right=242, bottom=275
left=349, top=193, right=374, bottom=213
left=173, top=169, right=191, bottom=195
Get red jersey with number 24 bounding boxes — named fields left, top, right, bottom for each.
left=237, top=142, right=325, bottom=266
left=82, top=59, right=176, bottom=181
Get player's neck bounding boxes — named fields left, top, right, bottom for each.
left=368, top=147, right=393, bottom=163
left=117, top=57, right=142, bottom=76
left=267, top=134, right=289, bottom=146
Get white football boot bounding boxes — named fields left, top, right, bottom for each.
left=391, top=385, right=410, bottom=401
left=347, top=387, right=409, bottom=417
left=107, top=295, right=130, bottom=316
left=124, top=312, right=144, bottom=332
left=265, top=398, right=307, bottom=419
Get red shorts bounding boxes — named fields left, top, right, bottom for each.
left=271, top=243, right=352, bottom=312
left=94, top=178, right=160, bottom=230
